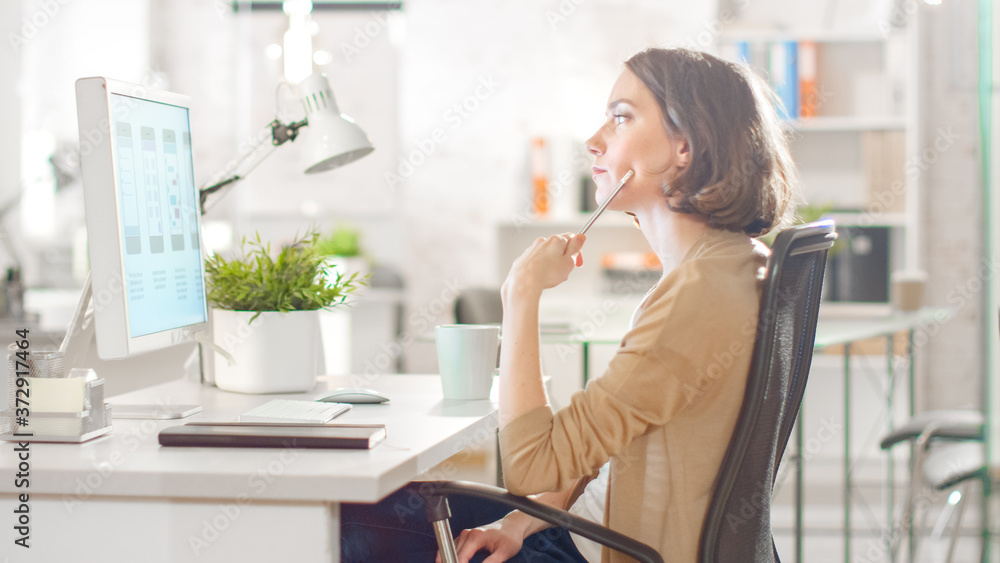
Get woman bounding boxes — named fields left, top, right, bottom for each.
left=341, top=47, right=797, bottom=563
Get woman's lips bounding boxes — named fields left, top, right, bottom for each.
left=592, top=167, right=607, bottom=179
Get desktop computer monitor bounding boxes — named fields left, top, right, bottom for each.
left=74, top=77, right=207, bottom=361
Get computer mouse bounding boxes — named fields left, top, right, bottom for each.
left=315, top=387, right=390, bottom=404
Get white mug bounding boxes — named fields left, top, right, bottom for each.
left=435, top=324, right=500, bottom=400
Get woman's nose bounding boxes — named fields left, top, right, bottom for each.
left=585, top=130, right=603, bottom=156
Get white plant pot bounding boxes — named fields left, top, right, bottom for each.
left=211, top=309, right=320, bottom=394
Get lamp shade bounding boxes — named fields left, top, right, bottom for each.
left=296, top=73, right=374, bottom=174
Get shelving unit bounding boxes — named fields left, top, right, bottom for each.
left=787, top=115, right=907, bottom=132
left=719, top=18, right=924, bottom=563
left=718, top=22, right=922, bottom=281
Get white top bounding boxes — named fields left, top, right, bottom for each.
left=568, top=288, right=656, bottom=561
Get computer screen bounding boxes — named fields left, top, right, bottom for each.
left=75, top=78, right=208, bottom=359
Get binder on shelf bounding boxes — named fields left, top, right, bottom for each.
left=769, top=40, right=799, bottom=120
left=735, top=41, right=750, bottom=65
left=862, top=130, right=906, bottom=214
left=798, top=40, right=819, bottom=117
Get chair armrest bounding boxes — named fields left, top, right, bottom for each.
left=879, top=410, right=984, bottom=450
left=416, top=481, right=664, bottom=563
left=879, top=424, right=983, bottom=450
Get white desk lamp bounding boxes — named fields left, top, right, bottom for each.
left=198, top=72, right=374, bottom=213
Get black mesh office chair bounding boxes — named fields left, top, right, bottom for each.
left=419, top=220, right=836, bottom=563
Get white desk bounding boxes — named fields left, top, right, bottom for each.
left=0, top=374, right=498, bottom=562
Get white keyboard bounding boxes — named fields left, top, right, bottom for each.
left=238, top=400, right=351, bottom=424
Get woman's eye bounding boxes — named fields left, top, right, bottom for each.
left=613, top=114, right=627, bottom=125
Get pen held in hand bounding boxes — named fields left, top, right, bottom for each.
left=578, top=169, right=634, bottom=235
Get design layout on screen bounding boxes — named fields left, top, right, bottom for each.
left=110, top=94, right=206, bottom=338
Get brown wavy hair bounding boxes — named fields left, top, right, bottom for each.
left=625, top=48, right=798, bottom=237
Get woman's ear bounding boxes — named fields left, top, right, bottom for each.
left=674, top=137, right=692, bottom=170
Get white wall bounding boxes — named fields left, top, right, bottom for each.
left=0, top=0, right=21, bottom=238
left=722, top=0, right=898, bottom=31
left=918, top=0, right=984, bottom=411
left=12, top=0, right=152, bottom=286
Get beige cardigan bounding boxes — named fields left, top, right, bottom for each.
left=499, top=228, right=768, bottom=563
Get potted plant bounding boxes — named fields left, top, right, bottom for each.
left=204, top=228, right=367, bottom=393
left=315, top=224, right=369, bottom=279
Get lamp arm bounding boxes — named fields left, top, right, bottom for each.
left=197, top=117, right=309, bottom=215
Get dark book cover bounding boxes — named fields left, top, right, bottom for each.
left=158, top=423, right=386, bottom=450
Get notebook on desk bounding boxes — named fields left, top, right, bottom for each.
left=237, top=399, right=351, bottom=424
left=158, top=423, right=387, bottom=449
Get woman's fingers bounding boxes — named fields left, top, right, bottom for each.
left=504, top=233, right=588, bottom=297
left=562, top=233, right=586, bottom=267
left=455, top=530, right=487, bottom=562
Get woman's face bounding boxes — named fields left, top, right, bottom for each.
left=585, top=69, right=688, bottom=212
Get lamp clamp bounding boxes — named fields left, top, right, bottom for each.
left=271, top=118, right=308, bottom=146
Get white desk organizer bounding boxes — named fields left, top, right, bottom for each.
left=0, top=348, right=113, bottom=443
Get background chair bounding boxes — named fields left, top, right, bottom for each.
left=919, top=441, right=985, bottom=562
left=875, top=304, right=998, bottom=561
left=877, top=406, right=985, bottom=561
left=454, top=287, right=503, bottom=325
left=419, top=220, right=837, bottom=563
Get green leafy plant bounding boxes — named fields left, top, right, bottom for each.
left=315, top=224, right=362, bottom=257
left=758, top=202, right=844, bottom=257
left=205, top=228, right=367, bottom=321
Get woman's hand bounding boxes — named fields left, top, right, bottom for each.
left=502, top=233, right=586, bottom=300
left=435, top=525, right=524, bottom=563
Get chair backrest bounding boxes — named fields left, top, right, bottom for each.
left=698, top=220, right=836, bottom=562
left=454, top=287, right=503, bottom=325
